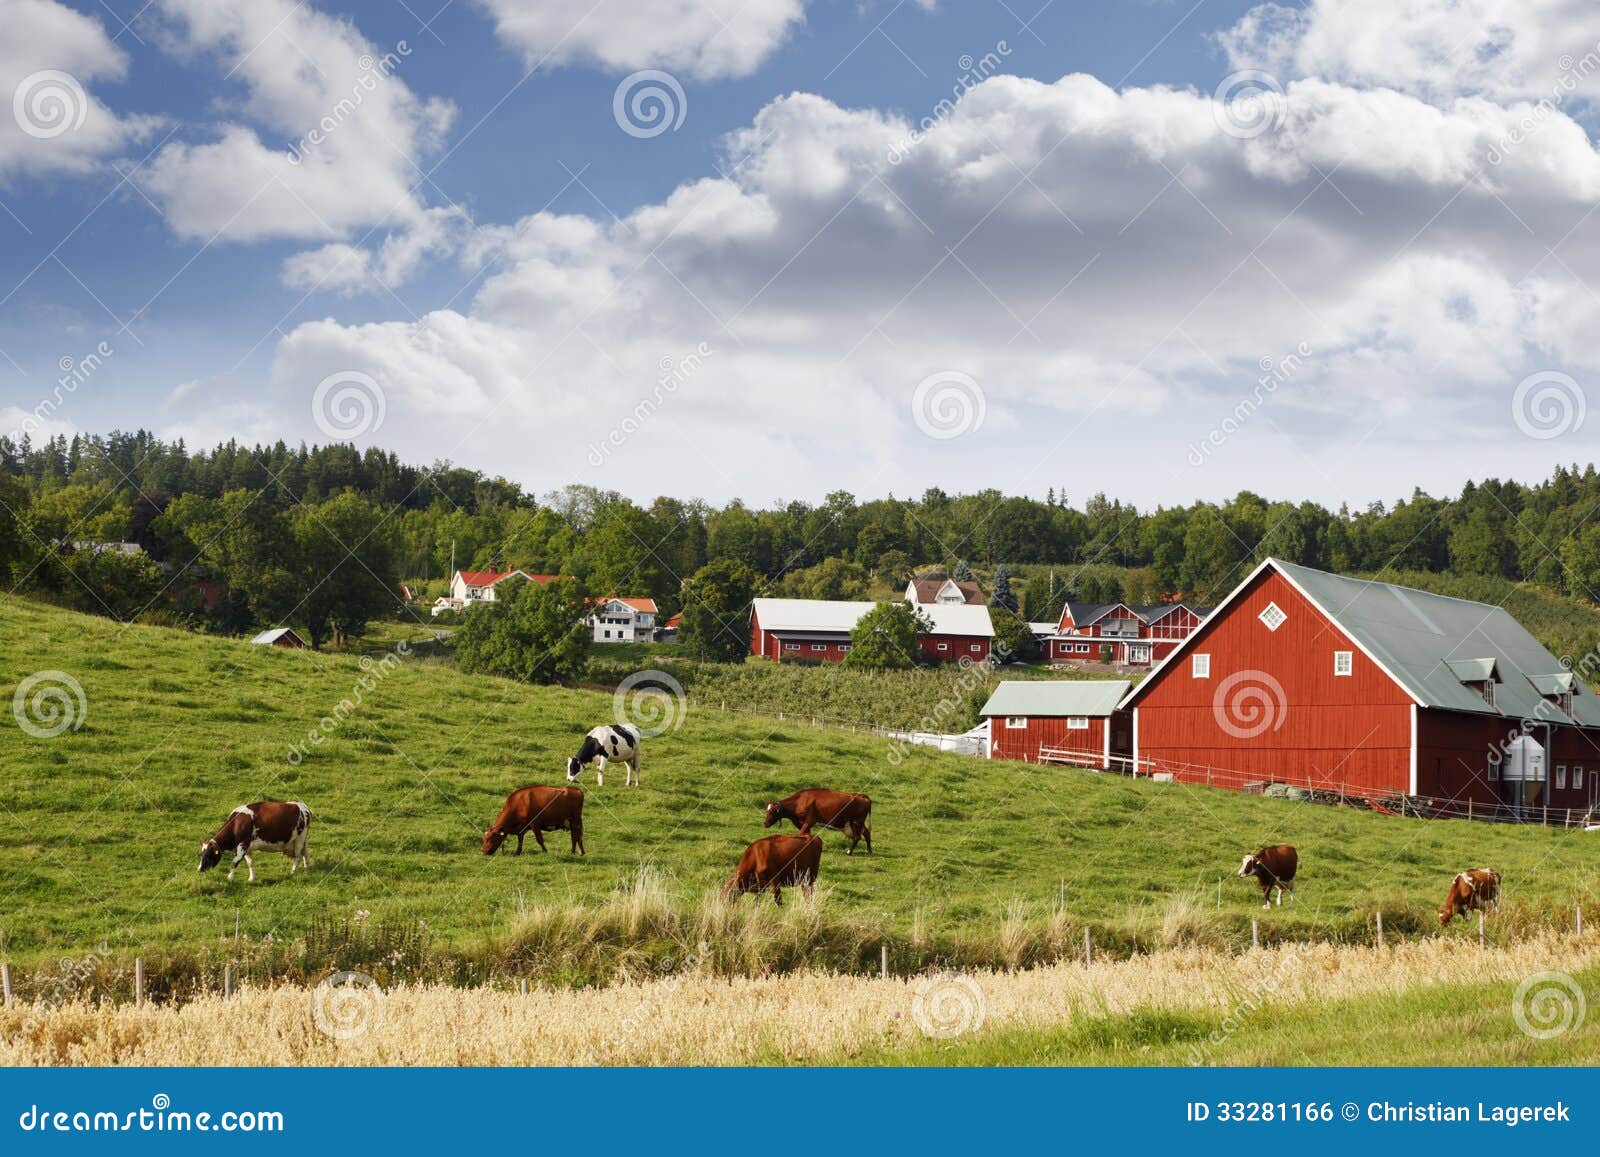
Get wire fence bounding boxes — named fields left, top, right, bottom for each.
left=1036, top=745, right=1600, bottom=829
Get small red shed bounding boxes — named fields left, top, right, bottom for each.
left=979, top=679, right=1133, bottom=767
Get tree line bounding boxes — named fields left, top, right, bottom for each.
left=5, top=430, right=1600, bottom=650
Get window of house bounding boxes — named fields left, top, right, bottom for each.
left=811, top=644, right=827, bottom=652
left=1482, top=682, right=1496, bottom=706
left=1488, top=751, right=1501, bottom=781
left=1192, top=653, right=1210, bottom=678
left=839, top=645, right=851, bottom=652
left=1074, top=643, right=1090, bottom=654
left=1258, top=602, right=1287, bottom=631
left=937, top=643, right=949, bottom=651
left=784, top=643, right=800, bottom=651
left=1334, top=651, right=1353, bottom=677
left=971, top=644, right=983, bottom=652
left=603, top=630, right=611, bottom=639
left=1573, top=765, right=1584, bottom=789
left=1066, top=717, right=1089, bottom=730
left=1556, top=765, right=1568, bottom=790
left=1005, top=716, right=1027, bottom=730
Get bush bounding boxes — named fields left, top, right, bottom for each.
left=455, top=577, right=591, bottom=684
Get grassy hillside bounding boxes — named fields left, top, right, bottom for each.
left=2, top=598, right=1598, bottom=986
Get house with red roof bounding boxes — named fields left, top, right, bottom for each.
left=591, top=596, right=659, bottom=643
left=432, top=568, right=555, bottom=616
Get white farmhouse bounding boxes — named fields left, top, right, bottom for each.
left=432, top=569, right=550, bottom=616
left=591, top=597, right=658, bottom=643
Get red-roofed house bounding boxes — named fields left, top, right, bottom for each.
left=591, top=596, right=659, bottom=643
left=433, top=569, right=552, bottom=616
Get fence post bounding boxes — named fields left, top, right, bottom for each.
left=134, top=958, right=145, bottom=1007
left=1, top=963, right=11, bottom=1008
left=1217, top=877, right=1222, bottom=909
left=1478, top=909, right=1485, bottom=947
left=1083, top=928, right=1092, bottom=967
left=1251, top=919, right=1260, bottom=950
left=881, top=944, right=889, bottom=980
left=223, top=964, right=233, bottom=999
left=1376, top=911, right=1385, bottom=949
left=1578, top=906, right=1584, bottom=939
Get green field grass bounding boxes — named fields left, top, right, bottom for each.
left=2, top=597, right=1599, bottom=985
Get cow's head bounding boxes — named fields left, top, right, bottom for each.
left=565, top=757, right=584, bottom=783
left=482, top=827, right=507, bottom=856
left=197, top=840, right=222, bottom=873
left=762, top=802, right=781, bottom=828
left=1437, top=904, right=1455, bottom=926
left=1236, top=854, right=1258, bottom=878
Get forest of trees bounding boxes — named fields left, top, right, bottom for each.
left=4, top=429, right=1600, bottom=646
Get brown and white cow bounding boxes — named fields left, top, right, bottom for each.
left=721, top=833, right=822, bottom=905
left=763, top=789, right=872, bottom=854
left=482, top=785, right=585, bottom=856
left=1438, top=868, right=1501, bottom=925
left=198, top=801, right=311, bottom=883
left=1237, top=844, right=1297, bottom=909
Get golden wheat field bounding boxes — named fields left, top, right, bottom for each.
left=3, top=933, right=1595, bottom=1066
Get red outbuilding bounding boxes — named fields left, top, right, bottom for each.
left=979, top=679, right=1132, bottom=766
left=1123, top=558, right=1600, bottom=818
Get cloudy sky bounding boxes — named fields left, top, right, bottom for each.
left=3, top=0, right=1600, bottom=508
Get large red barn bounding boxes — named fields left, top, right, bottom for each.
left=1123, top=558, right=1600, bottom=818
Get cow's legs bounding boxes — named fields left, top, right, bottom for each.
left=595, top=756, right=606, bottom=787
left=533, top=828, right=548, bottom=853
left=772, top=881, right=783, bottom=905
left=844, top=823, right=859, bottom=856
left=227, top=849, right=243, bottom=883
left=244, top=853, right=255, bottom=883
left=801, top=877, right=815, bottom=901
left=864, top=823, right=872, bottom=855
left=514, top=831, right=524, bottom=855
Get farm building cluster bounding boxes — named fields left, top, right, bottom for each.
left=978, top=558, right=1600, bottom=823
left=431, top=569, right=659, bottom=643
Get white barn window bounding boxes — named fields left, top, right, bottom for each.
left=1556, top=765, right=1568, bottom=789
left=1066, top=717, right=1089, bottom=730
left=1334, top=651, right=1353, bottom=676
left=1258, top=602, right=1287, bottom=631
left=1575, top=766, right=1585, bottom=789
left=1192, top=653, right=1210, bottom=678
left=1005, top=716, right=1027, bottom=730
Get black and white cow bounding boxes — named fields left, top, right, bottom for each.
left=198, top=801, right=312, bottom=883
left=567, top=724, right=642, bottom=787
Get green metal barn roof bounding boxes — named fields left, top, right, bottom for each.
left=980, top=679, right=1132, bottom=718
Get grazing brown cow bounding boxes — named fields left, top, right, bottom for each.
left=1438, top=868, right=1501, bottom=925
left=1236, top=844, right=1297, bottom=909
left=763, top=789, right=872, bottom=855
left=198, top=801, right=311, bottom=883
left=721, top=834, right=822, bottom=905
left=482, top=785, right=585, bottom=856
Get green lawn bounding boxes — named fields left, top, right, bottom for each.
left=2, top=597, right=1598, bottom=975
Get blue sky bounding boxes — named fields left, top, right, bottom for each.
left=3, top=0, right=1600, bottom=508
